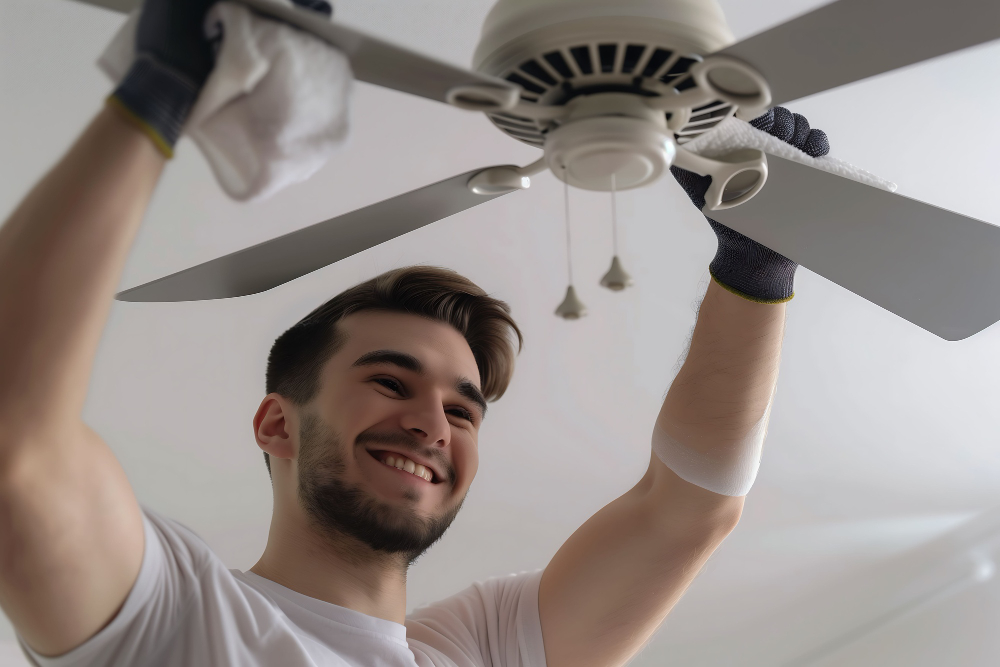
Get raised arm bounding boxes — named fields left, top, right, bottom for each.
left=537, top=109, right=828, bottom=667
left=0, top=104, right=163, bottom=657
left=0, top=0, right=218, bottom=655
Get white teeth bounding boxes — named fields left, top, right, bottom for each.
left=381, top=453, right=433, bottom=481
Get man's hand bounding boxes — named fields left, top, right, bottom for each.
left=670, top=106, right=830, bottom=303
left=111, top=0, right=334, bottom=157
left=537, top=108, right=823, bottom=667
left=109, top=0, right=219, bottom=156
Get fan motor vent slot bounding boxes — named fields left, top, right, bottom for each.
left=486, top=41, right=733, bottom=149
left=495, top=112, right=534, bottom=123
left=543, top=51, right=574, bottom=79
left=621, top=44, right=647, bottom=74
left=598, top=44, right=617, bottom=73
left=503, top=127, right=544, bottom=140
left=663, top=55, right=701, bottom=82
left=676, top=99, right=733, bottom=143
left=674, top=76, right=698, bottom=92
left=693, top=100, right=729, bottom=114
left=492, top=117, right=537, bottom=131
left=506, top=72, right=546, bottom=95
left=642, top=48, right=673, bottom=77
left=569, top=46, right=594, bottom=74
left=688, top=103, right=731, bottom=124
left=689, top=112, right=718, bottom=124
left=520, top=59, right=557, bottom=86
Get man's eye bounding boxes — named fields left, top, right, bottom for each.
left=447, top=407, right=474, bottom=422
left=374, top=378, right=402, bottom=394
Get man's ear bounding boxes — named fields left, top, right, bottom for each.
left=254, top=393, right=297, bottom=462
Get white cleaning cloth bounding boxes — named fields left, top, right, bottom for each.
left=682, top=117, right=897, bottom=193
left=100, top=1, right=352, bottom=202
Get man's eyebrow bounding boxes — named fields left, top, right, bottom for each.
left=457, top=378, right=488, bottom=419
left=351, top=350, right=423, bottom=373
left=352, top=350, right=486, bottom=418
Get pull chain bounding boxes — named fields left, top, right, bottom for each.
left=554, top=169, right=588, bottom=319
left=599, top=170, right=634, bottom=292
left=611, top=172, right=619, bottom=256
left=563, top=171, right=574, bottom=284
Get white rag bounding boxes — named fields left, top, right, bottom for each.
left=683, top=116, right=897, bottom=193
left=99, top=1, right=352, bottom=202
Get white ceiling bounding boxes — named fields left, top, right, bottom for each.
left=3, top=0, right=1000, bottom=664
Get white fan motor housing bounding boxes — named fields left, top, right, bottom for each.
left=474, top=0, right=735, bottom=69
left=473, top=0, right=740, bottom=191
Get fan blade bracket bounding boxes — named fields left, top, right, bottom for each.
left=468, top=167, right=531, bottom=195
left=446, top=83, right=520, bottom=112
left=467, top=158, right=546, bottom=195
left=673, top=147, right=769, bottom=211
left=645, top=55, right=771, bottom=118
left=689, top=55, right=772, bottom=117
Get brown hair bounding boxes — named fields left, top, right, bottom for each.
left=263, top=266, right=522, bottom=475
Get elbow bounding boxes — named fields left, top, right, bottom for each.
left=705, top=495, right=744, bottom=539
left=682, top=494, right=744, bottom=547
left=651, top=489, right=745, bottom=551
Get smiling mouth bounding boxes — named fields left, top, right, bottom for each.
left=368, top=450, right=438, bottom=483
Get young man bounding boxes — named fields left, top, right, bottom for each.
left=0, top=0, right=830, bottom=665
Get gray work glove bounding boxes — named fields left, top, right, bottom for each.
left=670, top=107, right=830, bottom=303
left=109, top=0, right=333, bottom=158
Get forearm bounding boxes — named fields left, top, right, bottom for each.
left=0, top=104, right=165, bottom=446
left=541, top=110, right=823, bottom=667
left=658, top=279, right=785, bottom=446
left=538, top=280, right=783, bottom=667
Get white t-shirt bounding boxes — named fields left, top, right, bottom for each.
left=18, top=508, right=548, bottom=667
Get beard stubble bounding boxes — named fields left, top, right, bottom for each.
left=296, top=413, right=463, bottom=565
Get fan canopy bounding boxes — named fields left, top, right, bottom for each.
left=474, top=0, right=735, bottom=70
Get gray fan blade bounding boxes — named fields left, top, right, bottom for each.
left=708, top=156, right=1000, bottom=341
left=67, top=0, right=138, bottom=10
left=235, top=0, right=519, bottom=108
left=116, top=169, right=515, bottom=302
left=68, top=0, right=519, bottom=109
left=717, top=0, right=1000, bottom=107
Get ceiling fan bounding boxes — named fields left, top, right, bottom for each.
left=71, top=0, right=1000, bottom=341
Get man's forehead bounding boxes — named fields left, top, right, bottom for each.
left=336, top=311, right=481, bottom=383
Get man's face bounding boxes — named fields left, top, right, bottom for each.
left=295, top=311, right=485, bottom=563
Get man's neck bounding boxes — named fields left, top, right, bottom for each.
left=249, top=514, right=409, bottom=624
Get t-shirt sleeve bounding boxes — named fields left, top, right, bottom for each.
left=18, top=507, right=214, bottom=667
left=405, top=569, right=548, bottom=667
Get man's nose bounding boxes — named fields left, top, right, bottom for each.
left=400, top=397, right=450, bottom=448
